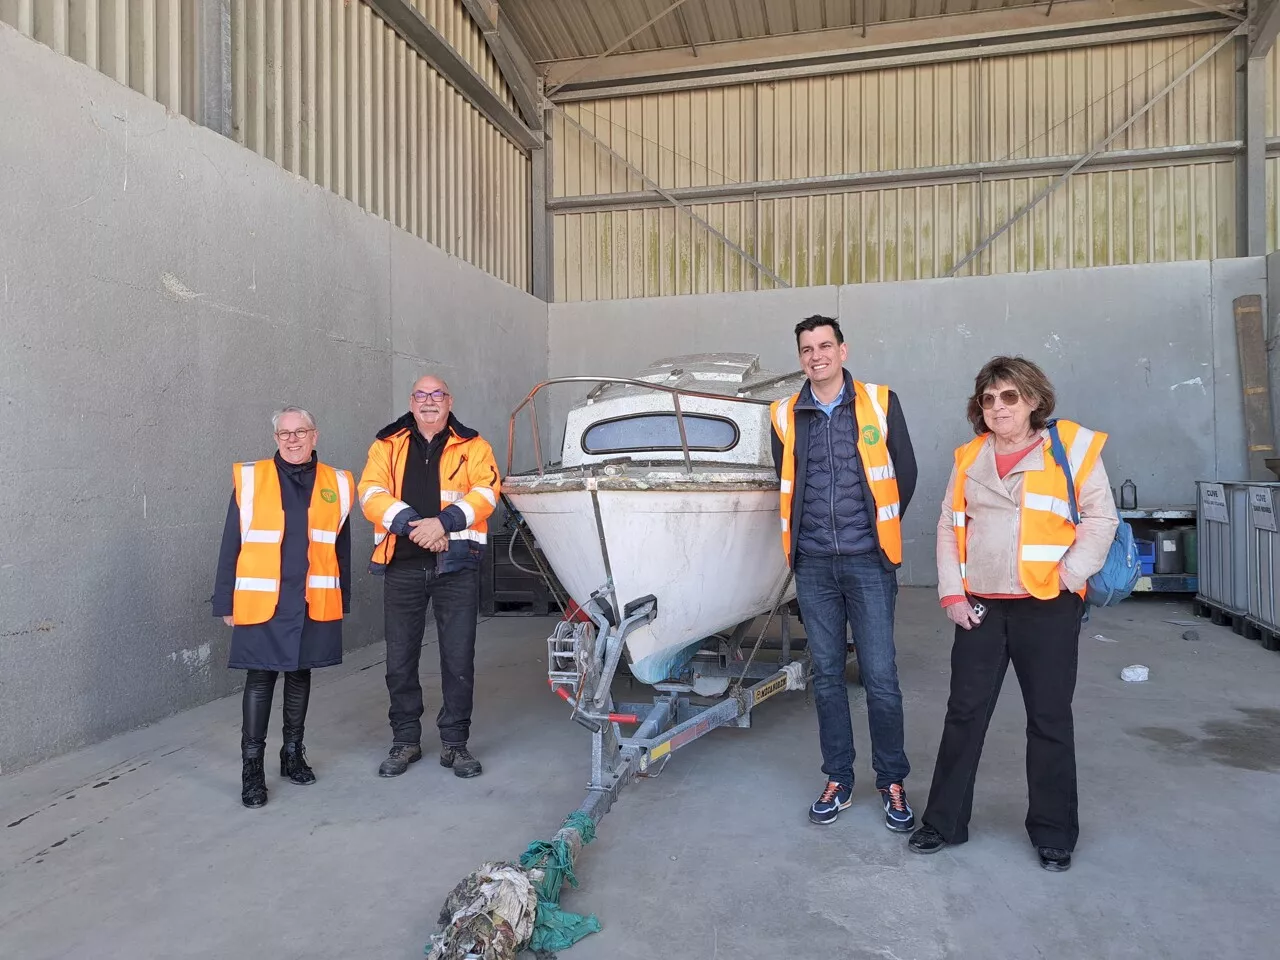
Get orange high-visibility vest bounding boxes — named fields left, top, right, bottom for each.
left=356, top=424, right=501, bottom=572
left=770, top=381, right=903, bottom=566
left=231, top=460, right=353, bottom=625
left=951, top=419, right=1107, bottom=600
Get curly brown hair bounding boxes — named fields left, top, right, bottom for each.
left=966, top=356, right=1056, bottom=436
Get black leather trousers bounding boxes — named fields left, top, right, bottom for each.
left=241, top=669, right=311, bottom=759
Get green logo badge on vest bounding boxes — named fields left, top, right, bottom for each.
left=861, top=424, right=882, bottom=446
left=320, top=488, right=338, bottom=503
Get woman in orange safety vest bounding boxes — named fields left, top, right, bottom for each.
left=907, top=357, right=1118, bottom=872
left=211, top=406, right=353, bottom=809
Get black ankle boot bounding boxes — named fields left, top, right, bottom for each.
left=280, top=742, right=316, bottom=785
left=241, top=756, right=268, bottom=808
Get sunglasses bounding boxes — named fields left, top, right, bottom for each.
left=979, top=389, right=1022, bottom=409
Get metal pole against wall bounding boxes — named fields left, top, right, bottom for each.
left=1243, top=0, right=1271, bottom=256
left=531, top=99, right=553, bottom=300
left=950, top=24, right=1247, bottom=277
left=553, top=104, right=791, bottom=288
left=197, top=0, right=232, bottom=138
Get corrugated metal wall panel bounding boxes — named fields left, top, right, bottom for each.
left=552, top=33, right=1241, bottom=301
left=411, top=0, right=516, bottom=110
left=553, top=162, right=1234, bottom=301
left=553, top=34, right=1236, bottom=198
left=231, top=0, right=530, bottom=292
left=2, top=0, right=198, bottom=118
left=3, top=0, right=530, bottom=291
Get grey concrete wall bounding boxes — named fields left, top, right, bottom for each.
left=549, top=260, right=1266, bottom=587
left=0, top=26, right=548, bottom=773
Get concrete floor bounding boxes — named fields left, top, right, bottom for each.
left=2, top=589, right=1279, bottom=960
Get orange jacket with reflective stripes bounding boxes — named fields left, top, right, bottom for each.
left=770, top=380, right=904, bottom=567
left=357, top=413, right=501, bottom=575
left=231, top=459, right=353, bottom=625
left=951, top=419, right=1107, bottom=600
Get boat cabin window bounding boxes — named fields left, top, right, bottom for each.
left=581, top=413, right=739, bottom=455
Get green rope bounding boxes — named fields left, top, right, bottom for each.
left=518, top=812, right=601, bottom=953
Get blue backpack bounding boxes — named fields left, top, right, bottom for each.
left=1046, top=420, right=1141, bottom=609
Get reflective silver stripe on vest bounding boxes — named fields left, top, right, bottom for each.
left=1021, top=544, right=1069, bottom=562
left=310, top=529, right=338, bottom=544
left=235, top=577, right=277, bottom=592
left=243, top=530, right=282, bottom=544
left=774, top=397, right=792, bottom=437
left=866, top=464, right=896, bottom=482
left=473, top=486, right=497, bottom=507
left=1024, top=492, right=1074, bottom=523
left=448, top=529, right=487, bottom=543
left=877, top=502, right=900, bottom=522
left=336, top=471, right=352, bottom=526
left=952, top=511, right=966, bottom=528
left=238, top=462, right=256, bottom=540
left=374, top=531, right=387, bottom=545
left=862, top=383, right=890, bottom=437
left=1067, top=426, right=1097, bottom=479
left=307, top=575, right=340, bottom=589
left=779, top=479, right=792, bottom=494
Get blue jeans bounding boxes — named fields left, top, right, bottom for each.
left=794, top=552, right=909, bottom=790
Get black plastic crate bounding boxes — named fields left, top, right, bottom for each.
left=481, top=530, right=562, bottom=616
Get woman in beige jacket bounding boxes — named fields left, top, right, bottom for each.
left=907, top=356, right=1118, bottom=872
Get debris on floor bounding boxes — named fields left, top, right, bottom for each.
left=1182, top=630, right=1200, bottom=642
left=426, top=811, right=602, bottom=960
left=1121, top=665, right=1150, bottom=682
left=1093, top=634, right=1118, bottom=643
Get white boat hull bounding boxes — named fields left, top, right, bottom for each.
left=504, top=483, right=794, bottom=683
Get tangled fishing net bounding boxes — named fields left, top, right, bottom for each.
left=426, top=812, right=602, bottom=960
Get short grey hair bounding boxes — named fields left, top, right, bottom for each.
left=271, top=406, right=317, bottom=431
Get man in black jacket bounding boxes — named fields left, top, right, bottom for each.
left=771, top=316, right=918, bottom=829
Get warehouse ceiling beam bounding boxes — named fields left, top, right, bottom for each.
left=365, top=0, right=538, bottom=152
left=547, top=141, right=1253, bottom=214
left=543, top=0, right=1230, bottom=99
left=1251, top=0, right=1280, bottom=53
left=545, top=0, right=698, bottom=98
left=553, top=104, right=790, bottom=289
left=1181, top=0, right=1246, bottom=21
left=949, top=24, right=1247, bottom=276
left=459, top=0, right=543, bottom=129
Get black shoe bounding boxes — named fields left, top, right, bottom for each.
left=1038, top=847, right=1072, bottom=872
left=280, top=741, right=316, bottom=785
left=879, top=783, right=916, bottom=832
left=440, top=745, right=482, bottom=778
left=808, top=781, right=853, bottom=825
left=908, top=825, right=948, bottom=854
left=241, top=756, right=268, bottom=808
left=378, top=743, right=422, bottom=777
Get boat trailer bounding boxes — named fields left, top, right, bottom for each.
left=426, top=588, right=809, bottom=960
left=546, top=590, right=808, bottom=829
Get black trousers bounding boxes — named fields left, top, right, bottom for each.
left=241, top=669, right=311, bottom=758
left=921, top=591, right=1083, bottom=851
left=383, top=560, right=479, bottom=747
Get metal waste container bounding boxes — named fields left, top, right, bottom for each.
left=1196, top=481, right=1248, bottom=615
left=1244, top=482, right=1280, bottom=634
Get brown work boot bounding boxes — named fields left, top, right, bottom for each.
left=440, top=745, right=482, bottom=778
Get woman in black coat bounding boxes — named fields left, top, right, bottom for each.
left=212, top=407, right=352, bottom=808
